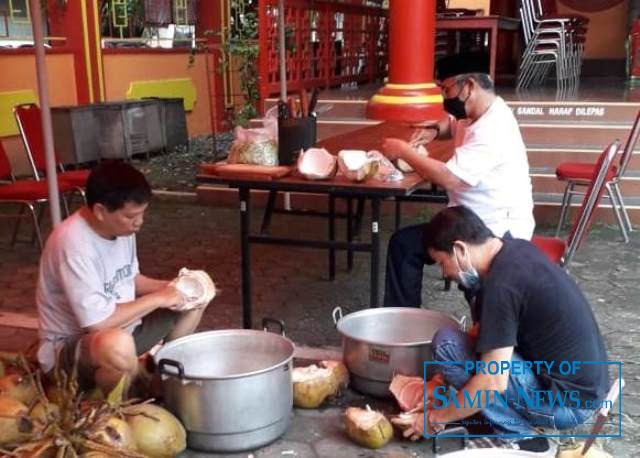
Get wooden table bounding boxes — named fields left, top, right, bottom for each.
left=436, top=15, right=521, bottom=80
left=197, top=121, right=454, bottom=329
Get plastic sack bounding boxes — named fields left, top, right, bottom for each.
left=228, top=107, right=278, bottom=166
left=368, top=150, right=404, bottom=182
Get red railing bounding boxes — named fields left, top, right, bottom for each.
left=258, top=0, right=388, bottom=101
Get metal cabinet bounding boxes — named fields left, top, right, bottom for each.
left=51, top=99, right=187, bottom=163
left=51, top=105, right=101, bottom=164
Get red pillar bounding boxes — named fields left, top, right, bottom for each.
left=47, top=0, right=104, bottom=104
left=366, top=0, right=443, bottom=121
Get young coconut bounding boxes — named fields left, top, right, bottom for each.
left=320, top=360, right=349, bottom=393
left=337, top=150, right=380, bottom=182
left=0, top=395, right=31, bottom=446
left=344, top=405, right=393, bottom=449
left=170, top=268, right=217, bottom=311
left=124, top=403, right=187, bottom=458
left=292, top=360, right=349, bottom=408
left=86, top=416, right=137, bottom=452
left=297, top=148, right=337, bottom=180
left=0, top=373, right=38, bottom=405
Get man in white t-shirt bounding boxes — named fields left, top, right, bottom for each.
left=380, top=53, right=535, bottom=307
left=36, top=161, right=211, bottom=394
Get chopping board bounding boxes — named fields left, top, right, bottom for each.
left=200, top=162, right=292, bottom=180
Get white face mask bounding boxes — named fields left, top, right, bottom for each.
left=453, top=244, right=480, bottom=290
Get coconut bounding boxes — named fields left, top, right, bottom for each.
left=337, top=150, right=380, bottom=182
left=88, top=416, right=137, bottom=452
left=0, top=373, right=38, bottom=405
left=292, top=365, right=334, bottom=409
left=292, top=360, right=349, bottom=409
left=397, top=145, right=429, bottom=173
left=344, top=405, right=393, bottom=449
left=29, top=399, right=60, bottom=425
left=320, top=360, right=349, bottom=393
left=125, top=403, right=186, bottom=458
left=170, top=268, right=216, bottom=311
left=0, top=395, right=30, bottom=445
left=297, top=148, right=337, bottom=180
left=557, top=442, right=612, bottom=458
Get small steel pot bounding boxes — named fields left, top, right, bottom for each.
left=154, top=318, right=294, bottom=452
left=332, top=307, right=464, bottom=397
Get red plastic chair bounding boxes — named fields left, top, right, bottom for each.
left=0, top=141, right=74, bottom=250
left=14, top=103, right=90, bottom=201
left=555, top=110, right=640, bottom=243
left=533, top=141, right=620, bottom=268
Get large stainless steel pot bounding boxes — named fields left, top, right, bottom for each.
left=333, top=307, right=464, bottom=397
left=154, top=318, right=294, bottom=452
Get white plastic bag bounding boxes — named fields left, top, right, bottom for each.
left=228, top=113, right=278, bottom=166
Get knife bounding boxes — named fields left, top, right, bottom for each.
left=581, top=378, right=624, bottom=455
left=300, top=89, right=310, bottom=118
left=308, top=88, right=320, bottom=115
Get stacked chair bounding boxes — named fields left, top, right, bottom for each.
left=517, top=0, right=588, bottom=90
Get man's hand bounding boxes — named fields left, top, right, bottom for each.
left=381, top=138, right=411, bottom=161
left=153, top=286, right=187, bottom=311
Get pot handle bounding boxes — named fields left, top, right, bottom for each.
left=262, top=317, right=286, bottom=336
left=331, top=306, right=343, bottom=326
left=158, top=358, right=185, bottom=379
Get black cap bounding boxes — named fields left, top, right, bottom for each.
left=435, top=52, right=490, bottom=81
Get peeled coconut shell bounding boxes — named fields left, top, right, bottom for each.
left=125, top=403, right=187, bottom=458
left=344, top=406, right=393, bottom=449
left=292, top=360, right=349, bottom=409
left=171, top=268, right=217, bottom=311
left=337, top=150, right=380, bottom=182
left=0, top=374, right=38, bottom=405
left=0, top=395, right=30, bottom=446
left=297, top=148, right=337, bottom=180
left=397, top=145, right=429, bottom=173
left=321, top=360, right=349, bottom=393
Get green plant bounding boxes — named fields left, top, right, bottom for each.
left=223, top=7, right=259, bottom=127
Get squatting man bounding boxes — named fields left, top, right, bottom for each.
left=36, top=161, right=214, bottom=394
left=403, top=206, right=609, bottom=454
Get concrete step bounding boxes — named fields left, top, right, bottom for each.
left=531, top=173, right=640, bottom=195
left=266, top=97, right=640, bottom=126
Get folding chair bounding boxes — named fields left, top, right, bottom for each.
left=533, top=140, right=620, bottom=268
left=14, top=103, right=90, bottom=203
left=0, top=141, right=73, bottom=250
left=556, top=110, right=640, bottom=243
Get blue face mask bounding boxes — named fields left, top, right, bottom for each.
left=454, top=245, right=480, bottom=290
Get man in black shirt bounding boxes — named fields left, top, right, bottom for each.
left=409, top=206, right=609, bottom=453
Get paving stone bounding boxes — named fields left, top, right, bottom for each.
left=1, top=200, right=639, bottom=455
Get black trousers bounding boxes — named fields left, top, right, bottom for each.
left=383, top=223, right=431, bottom=307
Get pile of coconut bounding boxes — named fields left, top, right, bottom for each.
left=0, top=352, right=187, bottom=457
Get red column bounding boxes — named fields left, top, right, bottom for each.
left=47, top=0, right=104, bottom=104
left=366, top=0, right=443, bottom=121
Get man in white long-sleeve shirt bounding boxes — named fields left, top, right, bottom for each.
left=380, top=53, right=534, bottom=307
left=36, top=161, right=211, bottom=394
